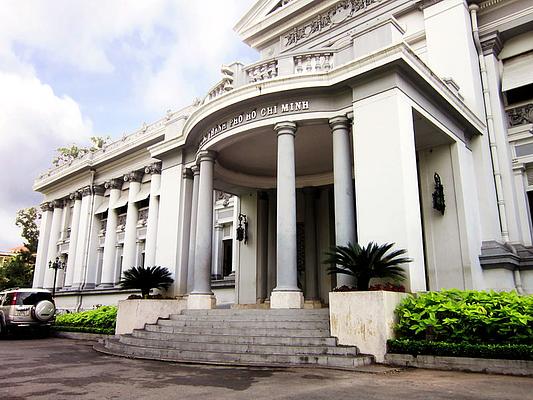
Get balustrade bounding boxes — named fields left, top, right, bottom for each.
left=294, top=52, right=333, bottom=74
left=246, top=60, right=278, bottom=83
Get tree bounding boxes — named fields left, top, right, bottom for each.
left=0, top=251, right=35, bottom=290
left=16, top=207, right=39, bottom=253
left=324, top=242, right=410, bottom=291
left=52, top=135, right=110, bottom=166
left=119, top=266, right=174, bottom=298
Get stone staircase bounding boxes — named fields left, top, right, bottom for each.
left=95, top=308, right=374, bottom=369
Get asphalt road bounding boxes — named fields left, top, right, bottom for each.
left=0, top=337, right=531, bottom=400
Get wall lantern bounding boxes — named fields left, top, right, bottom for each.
left=236, top=213, right=248, bottom=244
left=432, top=173, right=445, bottom=215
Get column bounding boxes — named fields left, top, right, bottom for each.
left=63, top=191, right=82, bottom=288
left=186, top=165, right=200, bottom=293
left=33, top=202, right=54, bottom=288
left=271, top=121, right=303, bottom=309
left=256, top=191, right=269, bottom=302
left=212, top=224, right=224, bottom=280
left=84, top=184, right=106, bottom=289
left=122, top=171, right=143, bottom=272
left=188, top=150, right=217, bottom=309
left=330, top=116, right=357, bottom=287
left=100, top=178, right=123, bottom=287
left=303, top=187, right=318, bottom=300
left=43, top=200, right=65, bottom=289
left=144, top=163, right=161, bottom=267
left=176, top=167, right=194, bottom=295
left=72, top=186, right=94, bottom=288
left=267, top=190, right=277, bottom=295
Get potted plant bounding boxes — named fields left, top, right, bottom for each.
left=115, top=266, right=186, bottom=335
left=326, top=242, right=411, bottom=362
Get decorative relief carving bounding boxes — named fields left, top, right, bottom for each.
left=215, top=191, right=232, bottom=207
left=283, top=0, right=380, bottom=48
left=507, top=103, right=533, bottom=127
left=144, top=162, right=162, bottom=175
left=117, top=214, right=127, bottom=228
left=124, top=170, right=144, bottom=182
left=105, top=178, right=123, bottom=190
left=138, top=208, right=149, bottom=223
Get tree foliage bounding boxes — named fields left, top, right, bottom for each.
left=119, top=266, right=174, bottom=298
left=0, top=251, right=35, bottom=290
left=52, top=136, right=110, bottom=166
left=16, top=207, right=39, bottom=253
left=324, top=242, right=409, bottom=290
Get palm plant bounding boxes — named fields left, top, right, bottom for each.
left=119, top=266, right=174, bottom=299
left=324, top=242, right=410, bottom=291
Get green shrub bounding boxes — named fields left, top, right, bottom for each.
left=395, top=290, right=533, bottom=344
left=387, top=339, right=533, bottom=361
left=54, top=306, right=117, bottom=332
left=52, top=325, right=115, bottom=335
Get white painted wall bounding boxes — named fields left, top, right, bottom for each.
left=236, top=191, right=258, bottom=304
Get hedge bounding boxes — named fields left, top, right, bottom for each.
left=387, top=339, right=533, bottom=361
left=54, top=306, right=117, bottom=334
left=395, top=290, right=533, bottom=344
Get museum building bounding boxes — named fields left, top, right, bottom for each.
left=32, top=0, right=533, bottom=311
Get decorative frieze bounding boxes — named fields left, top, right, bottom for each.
left=138, top=208, right=149, bottom=223
left=117, top=214, right=127, bottom=228
left=215, top=191, right=232, bottom=207
left=145, top=162, right=162, bottom=175
left=282, top=0, right=380, bottom=48
left=507, top=103, right=533, bottom=127
left=124, top=170, right=144, bottom=182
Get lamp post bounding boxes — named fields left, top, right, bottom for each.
left=48, top=257, right=65, bottom=297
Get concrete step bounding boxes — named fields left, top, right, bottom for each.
left=181, top=309, right=329, bottom=317
left=157, top=318, right=330, bottom=330
left=144, top=323, right=331, bottom=338
left=169, top=313, right=329, bottom=322
left=102, top=339, right=374, bottom=369
left=131, top=329, right=338, bottom=346
left=119, top=335, right=357, bottom=356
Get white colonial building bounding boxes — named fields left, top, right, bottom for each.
left=33, top=0, right=533, bottom=311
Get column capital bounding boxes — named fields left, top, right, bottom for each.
left=124, top=170, right=144, bottom=183
left=51, top=199, right=65, bottom=209
left=92, top=184, right=106, bottom=196
left=69, top=190, right=82, bottom=201
left=40, top=202, right=54, bottom=212
left=105, top=178, right=124, bottom=190
left=81, top=185, right=94, bottom=197
left=274, top=121, right=297, bottom=136
left=191, top=165, right=200, bottom=176
left=182, top=167, right=194, bottom=180
left=481, top=32, right=503, bottom=57
left=197, top=150, right=217, bottom=164
left=329, top=115, right=350, bottom=131
left=144, top=162, right=162, bottom=175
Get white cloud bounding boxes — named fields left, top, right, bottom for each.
left=0, top=72, right=93, bottom=249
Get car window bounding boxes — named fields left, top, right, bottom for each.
left=3, top=293, right=14, bottom=305
left=19, top=292, right=53, bottom=305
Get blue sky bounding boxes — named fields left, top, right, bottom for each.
left=0, top=0, right=258, bottom=249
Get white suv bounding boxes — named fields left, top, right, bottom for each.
left=0, top=288, right=56, bottom=337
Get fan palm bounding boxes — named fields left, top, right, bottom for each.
left=119, top=266, right=174, bottom=299
left=324, top=242, right=410, bottom=291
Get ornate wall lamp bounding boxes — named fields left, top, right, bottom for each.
left=432, top=173, right=445, bottom=215
left=236, top=213, right=248, bottom=244
left=48, top=257, right=65, bottom=297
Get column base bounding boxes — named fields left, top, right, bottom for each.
left=270, top=291, right=304, bottom=309
left=187, top=293, right=216, bottom=310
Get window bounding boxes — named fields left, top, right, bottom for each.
left=18, top=292, right=53, bottom=305
left=222, top=239, right=233, bottom=277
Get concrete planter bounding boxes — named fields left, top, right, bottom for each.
left=329, top=290, right=408, bottom=362
left=116, top=299, right=187, bottom=335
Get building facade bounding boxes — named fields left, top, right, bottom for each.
left=33, top=0, right=533, bottom=310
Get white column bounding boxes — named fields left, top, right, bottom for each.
left=43, top=201, right=65, bottom=289
left=353, top=90, right=426, bottom=292
left=33, top=202, right=54, bottom=288
left=144, top=163, right=161, bottom=267
left=330, top=116, right=357, bottom=287
left=122, top=171, right=143, bottom=272
left=303, top=187, right=318, bottom=300
left=83, top=185, right=106, bottom=289
left=271, top=121, right=303, bottom=309
left=176, top=167, right=194, bottom=296
left=212, top=223, right=224, bottom=280
left=72, top=186, right=94, bottom=288
left=187, top=165, right=200, bottom=293
left=256, top=192, right=269, bottom=301
left=100, top=179, right=123, bottom=287
left=188, top=151, right=217, bottom=309
left=63, top=191, right=82, bottom=288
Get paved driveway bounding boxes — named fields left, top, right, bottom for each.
left=0, top=338, right=531, bottom=400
